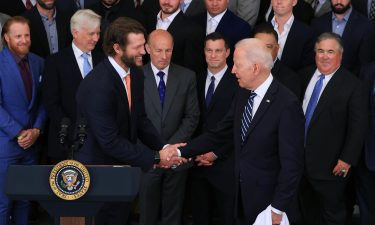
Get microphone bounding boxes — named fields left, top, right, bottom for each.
left=76, top=117, right=87, bottom=146
left=58, top=118, right=71, bottom=145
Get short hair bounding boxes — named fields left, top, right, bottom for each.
left=70, top=9, right=101, bottom=34
left=253, top=23, right=278, bottom=42
left=315, top=32, right=344, bottom=53
left=103, top=17, right=146, bottom=56
left=235, top=38, right=274, bottom=70
left=205, top=32, right=230, bottom=49
left=1, top=16, right=29, bottom=47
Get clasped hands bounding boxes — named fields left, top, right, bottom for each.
left=157, top=143, right=188, bottom=168
left=17, top=128, right=40, bottom=149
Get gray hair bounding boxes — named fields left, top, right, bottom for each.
left=235, top=38, right=274, bottom=69
left=315, top=32, right=344, bottom=53
left=70, top=9, right=101, bottom=34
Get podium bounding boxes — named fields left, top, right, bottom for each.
left=5, top=165, right=141, bottom=225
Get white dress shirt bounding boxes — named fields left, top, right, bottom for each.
left=156, top=9, right=181, bottom=30
left=205, top=65, right=227, bottom=95
left=151, top=63, right=170, bottom=86
left=72, top=42, right=93, bottom=78
left=22, top=0, right=36, bottom=6
left=108, top=56, right=130, bottom=95
left=206, top=9, right=227, bottom=35
left=251, top=74, right=273, bottom=117
left=271, top=15, right=294, bottom=60
left=302, top=68, right=337, bottom=113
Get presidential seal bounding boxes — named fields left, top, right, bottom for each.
left=49, top=160, right=90, bottom=200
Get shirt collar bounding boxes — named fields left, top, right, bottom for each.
left=8, top=48, right=28, bottom=64
left=72, top=42, right=91, bottom=58
left=271, top=14, right=294, bottom=30
left=207, top=9, right=227, bottom=23
left=207, top=64, right=228, bottom=78
left=150, top=62, right=170, bottom=76
left=38, top=8, right=56, bottom=21
left=108, top=56, right=130, bottom=80
left=183, top=0, right=192, bottom=4
left=253, top=74, right=274, bottom=99
left=157, top=9, right=181, bottom=23
left=332, top=6, right=352, bottom=22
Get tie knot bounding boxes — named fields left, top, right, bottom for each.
left=250, top=91, right=257, bottom=99
left=81, top=53, right=90, bottom=60
left=210, top=76, right=215, bottom=82
left=157, top=71, right=165, bottom=79
left=319, top=74, right=325, bottom=80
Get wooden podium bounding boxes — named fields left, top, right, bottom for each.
left=5, top=165, right=141, bottom=225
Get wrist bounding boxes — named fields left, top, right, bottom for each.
left=154, top=151, right=161, bottom=164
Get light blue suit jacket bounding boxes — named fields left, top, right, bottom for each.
left=0, top=47, right=45, bottom=157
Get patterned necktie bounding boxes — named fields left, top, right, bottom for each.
left=180, top=2, right=186, bottom=12
left=81, top=53, right=92, bottom=77
left=240, top=91, right=257, bottom=143
left=205, top=76, right=215, bottom=108
left=370, top=0, right=375, bottom=20
left=25, top=0, right=33, bottom=10
left=305, top=74, right=325, bottom=137
left=157, top=71, right=166, bottom=107
left=124, top=75, right=131, bottom=110
left=18, top=58, right=33, bottom=101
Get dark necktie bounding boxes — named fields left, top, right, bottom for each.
left=25, top=0, right=33, bottom=10
left=205, top=76, right=215, bottom=108
left=240, top=91, right=257, bottom=143
left=305, top=74, right=325, bottom=137
left=18, top=58, right=33, bottom=101
left=136, top=0, right=141, bottom=8
left=157, top=71, right=166, bottom=107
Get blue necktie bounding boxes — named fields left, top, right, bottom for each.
left=205, top=76, right=215, bottom=108
left=81, top=53, right=92, bottom=77
left=157, top=71, right=166, bottom=107
left=305, top=74, right=325, bottom=137
left=240, top=91, right=257, bottom=143
left=180, top=2, right=186, bottom=12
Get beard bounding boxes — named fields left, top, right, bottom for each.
left=331, top=3, right=351, bottom=14
left=37, top=0, right=55, bottom=10
left=121, top=54, right=139, bottom=68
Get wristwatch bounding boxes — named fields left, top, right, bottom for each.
left=154, top=151, right=160, bottom=164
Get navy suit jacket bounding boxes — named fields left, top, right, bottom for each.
left=193, top=10, right=252, bottom=67
left=300, top=66, right=367, bottom=179
left=56, top=0, right=99, bottom=15
left=276, top=19, right=316, bottom=71
left=272, top=59, right=301, bottom=97
left=181, top=78, right=304, bottom=223
left=23, top=6, right=71, bottom=58
left=42, top=46, right=104, bottom=159
left=191, top=68, right=239, bottom=193
left=0, top=48, right=45, bottom=157
left=311, top=9, right=375, bottom=75
left=360, top=62, right=375, bottom=171
left=76, top=58, right=164, bottom=170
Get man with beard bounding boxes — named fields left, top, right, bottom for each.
left=75, top=17, right=184, bottom=225
left=146, top=0, right=205, bottom=75
left=311, top=0, right=375, bottom=75
left=0, top=16, right=45, bottom=225
left=22, top=0, right=71, bottom=58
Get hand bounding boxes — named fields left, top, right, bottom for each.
left=271, top=211, right=282, bottom=225
left=332, top=159, right=351, bottom=177
left=195, top=151, right=217, bottom=167
left=158, top=143, right=187, bottom=168
left=17, top=128, right=40, bottom=149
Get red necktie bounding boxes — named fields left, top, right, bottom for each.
left=18, top=58, right=33, bottom=101
left=25, top=0, right=33, bottom=10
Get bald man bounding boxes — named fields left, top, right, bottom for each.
left=139, top=29, right=199, bottom=225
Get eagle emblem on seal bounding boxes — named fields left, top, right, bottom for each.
left=60, top=169, right=80, bottom=191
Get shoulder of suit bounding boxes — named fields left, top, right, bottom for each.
left=170, top=63, right=195, bottom=77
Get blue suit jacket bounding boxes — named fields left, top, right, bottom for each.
left=0, top=48, right=45, bottom=157
left=311, top=9, right=375, bottom=74
left=181, top=78, right=304, bottom=223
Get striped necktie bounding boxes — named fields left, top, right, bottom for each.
left=240, top=91, right=257, bottom=143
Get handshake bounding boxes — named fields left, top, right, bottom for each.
left=157, top=143, right=188, bottom=168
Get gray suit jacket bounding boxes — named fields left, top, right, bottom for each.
left=229, top=0, right=260, bottom=26
left=0, top=13, right=10, bottom=51
left=305, top=0, right=331, bottom=17
left=143, top=63, right=200, bottom=144
left=184, top=0, right=206, bottom=17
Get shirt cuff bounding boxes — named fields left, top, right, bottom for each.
left=177, top=149, right=181, bottom=157
left=271, top=206, right=283, bottom=215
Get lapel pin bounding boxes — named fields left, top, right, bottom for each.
left=266, top=99, right=271, bottom=103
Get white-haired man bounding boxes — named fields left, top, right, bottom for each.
left=42, top=9, right=104, bottom=163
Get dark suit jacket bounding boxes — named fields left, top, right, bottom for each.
left=352, top=0, right=371, bottom=18
left=55, top=0, right=99, bottom=15
left=143, top=63, right=199, bottom=143
left=311, top=10, right=375, bottom=75
left=181, top=78, right=304, bottom=223
left=22, top=6, right=71, bottom=58
left=301, top=66, right=367, bottom=180
left=76, top=58, right=164, bottom=170
left=272, top=59, right=300, bottom=97
left=193, top=10, right=252, bottom=67
left=42, top=46, right=104, bottom=159
left=0, top=0, right=28, bottom=16
left=359, top=62, right=375, bottom=171
left=146, top=11, right=205, bottom=74
left=191, top=67, right=239, bottom=193
left=276, top=19, right=316, bottom=71
left=185, top=0, right=206, bottom=17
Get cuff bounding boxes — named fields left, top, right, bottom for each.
left=271, top=206, right=283, bottom=215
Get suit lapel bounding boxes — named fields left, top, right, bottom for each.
left=27, top=55, right=40, bottom=110
left=162, top=65, right=179, bottom=120
left=216, top=10, right=230, bottom=33
left=341, top=11, right=356, bottom=43
left=206, top=69, right=231, bottom=114
left=242, top=80, right=278, bottom=142
left=144, top=64, right=162, bottom=116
